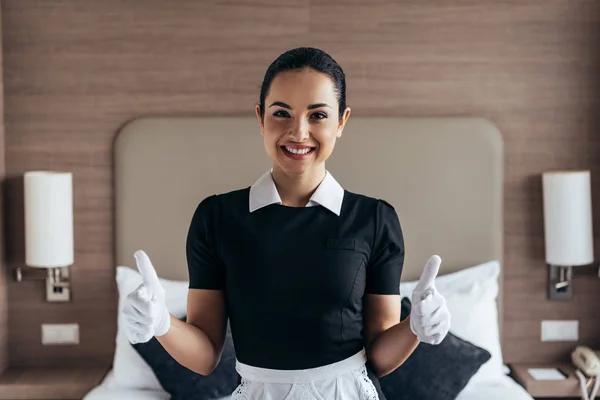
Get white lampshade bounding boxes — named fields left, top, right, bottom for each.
left=24, top=171, right=74, bottom=268
left=542, top=170, right=594, bottom=266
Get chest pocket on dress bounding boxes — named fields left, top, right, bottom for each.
left=326, top=238, right=356, bottom=251
left=320, top=238, right=367, bottom=305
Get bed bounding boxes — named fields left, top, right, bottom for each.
left=84, top=116, right=533, bottom=399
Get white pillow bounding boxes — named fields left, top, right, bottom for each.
left=102, top=266, right=189, bottom=391
left=400, top=260, right=504, bottom=385
left=103, top=261, right=503, bottom=389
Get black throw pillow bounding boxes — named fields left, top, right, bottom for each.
left=132, top=317, right=238, bottom=400
left=378, top=298, right=491, bottom=400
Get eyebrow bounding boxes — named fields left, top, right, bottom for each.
left=268, top=101, right=332, bottom=110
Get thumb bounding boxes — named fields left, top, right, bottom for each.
left=134, top=250, right=161, bottom=292
left=414, top=255, right=441, bottom=293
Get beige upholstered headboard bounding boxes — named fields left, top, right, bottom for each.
left=114, top=116, right=503, bottom=297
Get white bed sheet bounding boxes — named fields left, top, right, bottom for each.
left=84, top=370, right=532, bottom=400
left=82, top=370, right=231, bottom=400
left=456, top=375, right=534, bottom=400
left=85, top=385, right=232, bottom=400
left=83, top=385, right=170, bottom=400
left=84, top=384, right=233, bottom=400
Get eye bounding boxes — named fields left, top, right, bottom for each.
left=311, top=112, right=328, bottom=120
left=273, top=110, right=290, bottom=118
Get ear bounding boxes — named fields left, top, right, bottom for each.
left=336, top=107, right=352, bottom=138
left=256, top=104, right=265, bottom=136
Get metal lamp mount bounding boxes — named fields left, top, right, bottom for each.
left=14, top=266, right=71, bottom=302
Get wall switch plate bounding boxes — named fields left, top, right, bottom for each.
left=541, top=320, right=578, bottom=342
left=41, top=323, right=79, bottom=345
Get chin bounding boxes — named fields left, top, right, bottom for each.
left=277, top=161, right=310, bottom=176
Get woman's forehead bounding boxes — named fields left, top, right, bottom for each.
left=267, top=69, right=337, bottom=104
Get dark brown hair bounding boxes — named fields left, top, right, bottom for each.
left=258, top=47, right=347, bottom=120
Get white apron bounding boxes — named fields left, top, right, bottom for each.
left=231, top=349, right=380, bottom=400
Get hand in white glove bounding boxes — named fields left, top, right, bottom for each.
left=122, top=250, right=171, bottom=344
left=410, top=255, right=451, bottom=345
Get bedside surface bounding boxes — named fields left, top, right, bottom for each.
left=0, top=366, right=108, bottom=400
left=510, top=363, right=582, bottom=399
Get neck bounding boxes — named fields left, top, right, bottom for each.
left=271, top=165, right=326, bottom=207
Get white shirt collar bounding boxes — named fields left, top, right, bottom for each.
left=249, top=169, right=344, bottom=216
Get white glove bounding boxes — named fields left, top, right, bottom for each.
left=410, top=255, right=451, bottom=345
left=122, top=250, right=171, bottom=344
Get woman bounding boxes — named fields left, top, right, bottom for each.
left=123, top=47, right=451, bottom=399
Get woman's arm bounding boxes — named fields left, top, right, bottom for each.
left=156, top=289, right=228, bottom=376
left=123, top=251, right=229, bottom=376
left=364, top=256, right=451, bottom=377
left=364, top=294, right=419, bottom=377
left=157, top=193, right=230, bottom=376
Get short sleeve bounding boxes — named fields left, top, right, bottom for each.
left=186, top=195, right=225, bottom=290
left=366, top=199, right=405, bottom=295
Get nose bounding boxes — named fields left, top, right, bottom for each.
left=288, top=118, right=310, bottom=142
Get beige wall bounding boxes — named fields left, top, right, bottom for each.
left=2, top=0, right=600, bottom=367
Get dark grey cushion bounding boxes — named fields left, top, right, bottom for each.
left=378, top=298, right=491, bottom=400
left=132, top=318, right=238, bottom=400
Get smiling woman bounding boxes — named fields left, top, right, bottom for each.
left=255, top=49, right=352, bottom=207
left=120, top=47, right=451, bottom=400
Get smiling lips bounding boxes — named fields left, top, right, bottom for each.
left=281, top=145, right=316, bottom=160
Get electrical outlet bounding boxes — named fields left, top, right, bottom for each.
left=541, top=320, right=578, bottom=342
left=41, top=323, right=79, bottom=345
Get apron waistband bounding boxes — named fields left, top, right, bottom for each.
left=235, top=349, right=367, bottom=384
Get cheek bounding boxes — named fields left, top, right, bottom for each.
left=263, top=118, right=291, bottom=142
left=263, top=132, right=280, bottom=156
left=313, top=123, right=339, bottom=149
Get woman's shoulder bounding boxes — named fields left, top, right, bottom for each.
left=193, top=187, right=251, bottom=215
left=214, top=186, right=251, bottom=203
left=343, top=190, right=397, bottom=212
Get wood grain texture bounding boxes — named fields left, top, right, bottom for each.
left=0, top=366, right=108, bottom=399
left=1, top=0, right=599, bottom=367
left=0, top=0, right=7, bottom=375
left=510, top=363, right=580, bottom=397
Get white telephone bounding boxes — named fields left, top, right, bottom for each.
left=573, top=346, right=600, bottom=377
left=572, top=346, right=600, bottom=400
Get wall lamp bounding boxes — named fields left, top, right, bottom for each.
left=15, top=171, right=73, bottom=302
left=542, top=170, right=594, bottom=300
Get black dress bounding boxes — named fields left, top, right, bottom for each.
left=186, top=187, right=405, bottom=399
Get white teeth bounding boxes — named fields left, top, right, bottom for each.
left=285, top=146, right=312, bottom=155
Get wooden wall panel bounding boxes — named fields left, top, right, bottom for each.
left=1, top=0, right=599, bottom=367
left=0, top=0, right=7, bottom=374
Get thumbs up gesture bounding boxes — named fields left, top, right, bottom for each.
left=410, top=255, right=451, bottom=345
left=122, top=250, right=171, bottom=344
